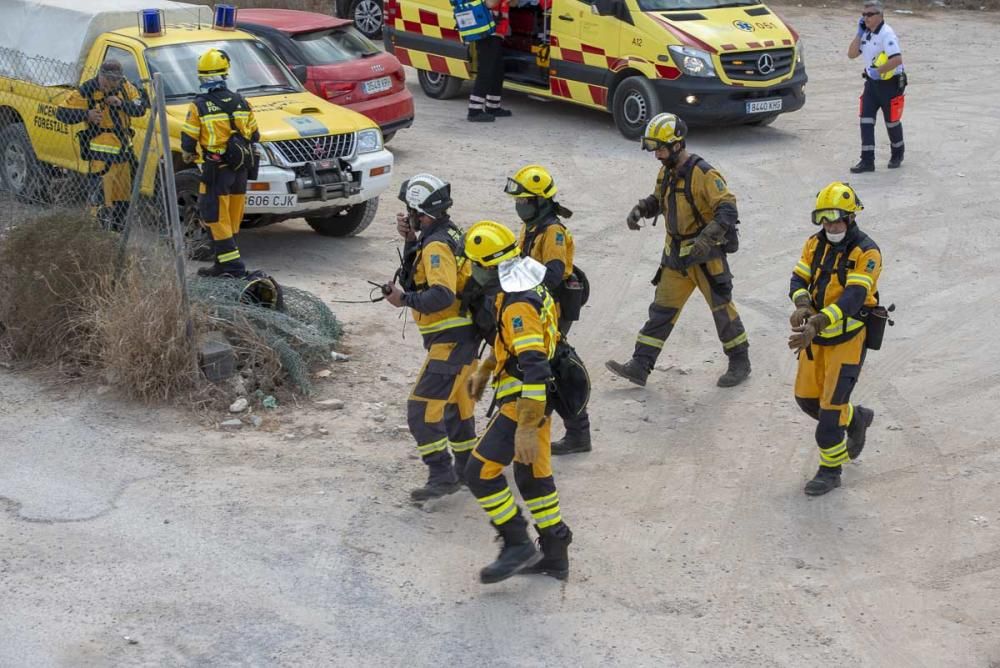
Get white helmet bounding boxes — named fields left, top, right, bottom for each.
left=398, top=173, right=452, bottom=218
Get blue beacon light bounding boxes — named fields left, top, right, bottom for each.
left=213, top=5, right=238, bottom=31
left=138, top=9, right=165, bottom=37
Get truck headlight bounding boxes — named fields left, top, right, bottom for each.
left=356, top=128, right=383, bottom=154
left=796, top=42, right=804, bottom=65
left=255, top=143, right=272, bottom=166
left=668, top=46, right=716, bottom=78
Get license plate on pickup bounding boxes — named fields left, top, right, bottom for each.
left=746, top=98, right=782, bottom=114
left=246, top=193, right=298, bottom=209
left=363, top=76, right=392, bottom=95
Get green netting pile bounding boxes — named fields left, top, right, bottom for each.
left=187, top=276, right=342, bottom=393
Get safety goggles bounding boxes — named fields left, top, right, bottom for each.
left=641, top=137, right=673, bottom=152
left=811, top=208, right=852, bottom=225
left=504, top=177, right=530, bottom=197
left=862, top=11, right=881, bottom=17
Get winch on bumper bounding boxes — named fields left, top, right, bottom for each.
left=243, top=132, right=393, bottom=224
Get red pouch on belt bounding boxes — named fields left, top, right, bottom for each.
left=889, top=94, right=905, bottom=122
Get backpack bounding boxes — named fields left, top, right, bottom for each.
left=198, top=90, right=254, bottom=172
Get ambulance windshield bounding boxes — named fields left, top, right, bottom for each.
left=638, top=0, right=761, bottom=10
left=147, top=39, right=303, bottom=101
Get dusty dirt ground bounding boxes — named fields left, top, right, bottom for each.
left=3, top=5, right=1000, bottom=666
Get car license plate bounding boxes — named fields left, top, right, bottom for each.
left=363, top=76, right=392, bottom=95
left=246, top=193, right=298, bottom=209
left=746, top=98, right=782, bottom=114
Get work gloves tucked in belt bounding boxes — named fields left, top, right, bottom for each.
left=514, top=397, right=546, bottom=465
left=689, top=219, right=728, bottom=259
left=788, top=312, right=830, bottom=351
left=789, top=295, right=817, bottom=328
left=468, top=354, right=496, bottom=402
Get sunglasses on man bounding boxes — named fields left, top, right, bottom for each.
left=862, top=11, right=881, bottom=17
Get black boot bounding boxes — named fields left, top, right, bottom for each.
left=717, top=350, right=751, bottom=387
left=480, top=517, right=541, bottom=584
left=847, top=406, right=875, bottom=460
left=551, top=429, right=592, bottom=455
left=804, top=466, right=842, bottom=496
left=467, top=110, right=495, bottom=123
left=453, top=450, right=471, bottom=486
left=850, top=160, right=875, bottom=173
left=487, top=107, right=512, bottom=118
left=521, top=524, right=572, bottom=580
left=887, top=153, right=904, bottom=169
left=197, top=263, right=234, bottom=278
left=410, top=457, right=461, bottom=501
left=605, top=358, right=649, bottom=387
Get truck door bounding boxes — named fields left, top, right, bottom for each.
left=548, top=0, right=618, bottom=106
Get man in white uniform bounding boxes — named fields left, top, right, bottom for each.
left=847, top=0, right=906, bottom=172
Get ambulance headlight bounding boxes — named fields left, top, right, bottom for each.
left=357, top=128, right=383, bottom=154
left=668, top=46, right=716, bottom=78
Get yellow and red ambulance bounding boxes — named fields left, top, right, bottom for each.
left=384, top=0, right=807, bottom=137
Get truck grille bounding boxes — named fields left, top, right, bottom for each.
left=268, top=133, right=356, bottom=165
left=720, top=48, right=794, bottom=82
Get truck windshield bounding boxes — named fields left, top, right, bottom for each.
left=638, top=0, right=761, bottom=10
left=146, top=39, right=303, bottom=101
left=291, top=28, right=380, bottom=65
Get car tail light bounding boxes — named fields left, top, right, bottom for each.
left=322, top=81, right=356, bottom=100
left=392, top=69, right=405, bottom=84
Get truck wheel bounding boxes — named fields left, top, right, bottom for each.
left=418, top=70, right=464, bottom=100
left=306, top=198, right=378, bottom=237
left=612, top=76, right=662, bottom=140
left=173, top=169, right=214, bottom=262
left=382, top=131, right=396, bottom=144
left=350, top=0, right=384, bottom=39
left=747, top=113, right=779, bottom=127
left=0, top=123, right=50, bottom=203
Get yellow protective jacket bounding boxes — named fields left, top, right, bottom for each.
left=400, top=219, right=476, bottom=348
left=642, top=154, right=738, bottom=269
left=518, top=216, right=574, bottom=293
left=180, top=87, right=259, bottom=157
left=56, top=78, right=146, bottom=163
left=492, top=284, right=559, bottom=404
left=789, top=225, right=882, bottom=346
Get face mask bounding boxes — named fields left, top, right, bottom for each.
left=515, top=199, right=541, bottom=223
left=826, top=230, right=846, bottom=243
left=471, top=264, right=498, bottom=288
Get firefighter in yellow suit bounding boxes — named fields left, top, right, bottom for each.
left=464, top=220, right=574, bottom=583
left=383, top=174, right=479, bottom=501
left=789, top=182, right=881, bottom=496
left=57, top=60, right=147, bottom=230
left=180, top=49, right=259, bottom=277
left=505, top=164, right=593, bottom=455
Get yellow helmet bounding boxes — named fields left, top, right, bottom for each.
left=641, top=113, right=688, bottom=151
left=872, top=52, right=894, bottom=81
left=464, top=220, right=520, bottom=267
left=504, top=164, right=557, bottom=199
left=812, top=182, right=863, bottom=225
left=197, top=49, right=231, bottom=78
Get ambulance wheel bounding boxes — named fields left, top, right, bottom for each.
left=349, top=0, right=384, bottom=39
left=418, top=70, right=464, bottom=100
left=612, top=76, right=662, bottom=140
left=174, top=169, right=214, bottom=262
left=0, top=123, right=51, bottom=203
left=747, top=113, right=779, bottom=127
left=307, top=197, right=379, bottom=237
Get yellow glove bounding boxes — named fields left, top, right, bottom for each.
left=514, top=397, right=546, bottom=465
left=467, top=353, right=496, bottom=402
left=788, top=312, right=830, bottom=351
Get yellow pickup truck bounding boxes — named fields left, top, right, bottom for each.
left=0, top=0, right=394, bottom=254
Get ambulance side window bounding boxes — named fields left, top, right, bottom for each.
left=103, top=45, right=143, bottom=86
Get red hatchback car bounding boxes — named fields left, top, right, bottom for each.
left=238, top=9, right=413, bottom=142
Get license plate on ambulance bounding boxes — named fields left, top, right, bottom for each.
left=363, top=76, right=392, bottom=95
left=746, top=98, right=782, bottom=114
left=246, top=193, right=298, bottom=209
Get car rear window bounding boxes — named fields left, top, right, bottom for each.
left=292, top=28, right=380, bottom=65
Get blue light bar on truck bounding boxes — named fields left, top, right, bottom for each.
left=213, top=4, right=238, bottom=30
left=138, top=9, right=165, bottom=37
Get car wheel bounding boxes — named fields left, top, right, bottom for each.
left=417, top=70, right=464, bottom=100
left=611, top=76, right=662, bottom=140
left=306, top=198, right=379, bottom=237
left=382, top=131, right=396, bottom=144
left=173, top=169, right=214, bottom=261
left=747, top=113, right=779, bottom=127
left=0, top=123, right=51, bottom=203
left=350, top=0, right=384, bottom=39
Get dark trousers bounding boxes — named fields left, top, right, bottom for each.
left=860, top=76, right=905, bottom=163
left=469, top=36, right=505, bottom=113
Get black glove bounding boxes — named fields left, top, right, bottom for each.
left=626, top=205, right=643, bottom=231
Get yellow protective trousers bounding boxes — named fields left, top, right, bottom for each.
left=633, top=257, right=748, bottom=368
left=406, top=341, right=478, bottom=470
left=794, top=332, right=866, bottom=468
left=464, top=399, right=565, bottom=535
left=199, top=163, right=248, bottom=273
